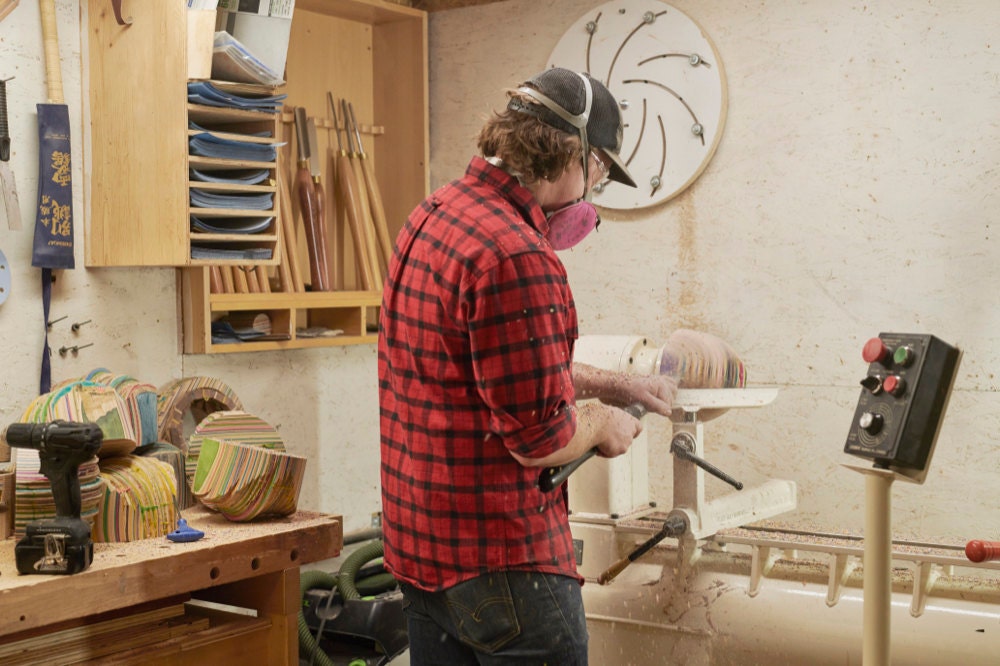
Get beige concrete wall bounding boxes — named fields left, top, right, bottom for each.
left=429, top=0, right=1000, bottom=539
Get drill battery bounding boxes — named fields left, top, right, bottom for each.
left=15, top=516, right=93, bottom=575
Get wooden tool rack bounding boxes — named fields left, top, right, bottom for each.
left=0, top=507, right=342, bottom=665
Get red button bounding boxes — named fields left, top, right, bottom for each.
left=883, top=375, right=906, bottom=396
left=862, top=338, right=890, bottom=364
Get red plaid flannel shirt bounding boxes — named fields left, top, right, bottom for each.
left=378, top=157, right=581, bottom=591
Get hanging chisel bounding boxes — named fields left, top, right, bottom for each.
left=306, top=116, right=330, bottom=289
left=347, top=101, right=393, bottom=273
left=294, top=106, right=330, bottom=291
left=329, top=95, right=377, bottom=291
left=0, top=77, right=21, bottom=230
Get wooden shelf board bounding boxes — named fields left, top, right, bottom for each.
left=189, top=208, right=276, bottom=218
left=189, top=257, right=279, bottom=267
left=187, top=103, right=279, bottom=124
left=188, top=156, right=276, bottom=170
left=190, top=229, right=276, bottom=239
left=296, top=0, right=425, bottom=23
left=206, top=333, right=378, bottom=354
left=209, top=290, right=381, bottom=310
left=204, top=80, right=282, bottom=96
left=188, top=182, right=277, bottom=193
left=188, top=129, right=278, bottom=144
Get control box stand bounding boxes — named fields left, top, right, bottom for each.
left=842, top=332, right=961, bottom=666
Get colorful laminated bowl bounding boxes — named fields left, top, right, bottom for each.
left=183, top=410, right=285, bottom=490
left=94, top=455, right=177, bottom=542
left=191, top=437, right=306, bottom=522
left=19, top=381, right=138, bottom=458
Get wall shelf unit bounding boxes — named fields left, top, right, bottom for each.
left=83, top=0, right=429, bottom=353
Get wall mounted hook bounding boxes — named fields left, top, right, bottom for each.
left=60, top=342, right=94, bottom=357
left=46, top=315, right=67, bottom=329
left=71, top=319, right=91, bottom=333
left=111, top=0, right=132, bottom=26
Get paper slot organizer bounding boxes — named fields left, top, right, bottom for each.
left=191, top=437, right=306, bottom=522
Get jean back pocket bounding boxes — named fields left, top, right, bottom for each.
left=444, top=572, right=521, bottom=653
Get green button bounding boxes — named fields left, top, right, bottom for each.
left=893, top=346, right=913, bottom=366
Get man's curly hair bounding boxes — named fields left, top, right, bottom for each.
left=477, top=89, right=584, bottom=185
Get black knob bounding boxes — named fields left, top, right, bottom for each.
left=859, top=412, right=883, bottom=435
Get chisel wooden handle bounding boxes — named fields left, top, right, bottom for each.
left=209, top=266, right=223, bottom=294
left=39, top=0, right=63, bottom=104
left=277, top=169, right=305, bottom=292
left=294, top=107, right=330, bottom=291
left=538, top=403, right=646, bottom=492
left=966, top=540, right=1000, bottom=563
left=597, top=515, right=686, bottom=585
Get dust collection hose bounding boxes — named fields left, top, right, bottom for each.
left=299, top=539, right=388, bottom=666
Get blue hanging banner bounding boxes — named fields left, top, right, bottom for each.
left=32, top=102, right=74, bottom=270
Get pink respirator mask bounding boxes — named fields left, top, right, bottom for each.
left=546, top=200, right=600, bottom=251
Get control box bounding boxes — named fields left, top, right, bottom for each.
left=843, top=333, right=960, bottom=482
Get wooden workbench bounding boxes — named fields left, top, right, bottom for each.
left=0, top=506, right=342, bottom=664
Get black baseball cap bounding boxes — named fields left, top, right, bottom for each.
left=508, top=67, right=636, bottom=188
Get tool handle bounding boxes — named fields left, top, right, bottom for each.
left=538, top=403, right=646, bottom=492
left=597, top=514, right=686, bottom=585
left=597, top=555, right=631, bottom=585
left=39, top=0, right=64, bottom=104
left=966, top=540, right=1000, bottom=563
left=539, top=447, right=597, bottom=493
left=296, top=162, right=330, bottom=291
left=0, top=78, right=9, bottom=161
left=337, top=153, right=378, bottom=290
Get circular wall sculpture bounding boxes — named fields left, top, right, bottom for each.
left=548, top=0, right=728, bottom=209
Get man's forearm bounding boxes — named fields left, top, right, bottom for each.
left=573, top=362, right=630, bottom=402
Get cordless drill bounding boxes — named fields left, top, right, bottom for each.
left=2, top=420, right=102, bottom=575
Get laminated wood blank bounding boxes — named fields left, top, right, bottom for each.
left=183, top=410, right=285, bottom=491
left=94, top=455, right=177, bottom=542
left=192, top=438, right=305, bottom=522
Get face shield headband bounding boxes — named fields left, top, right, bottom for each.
left=515, top=72, right=595, bottom=202
left=516, top=73, right=601, bottom=249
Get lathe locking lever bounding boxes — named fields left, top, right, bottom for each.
left=671, top=431, right=743, bottom=491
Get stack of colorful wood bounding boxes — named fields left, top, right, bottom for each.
left=19, top=382, right=138, bottom=458
left=184, top=410, right=285, bottom=500
left=156, top=376, right=244, bottom=452
left=192, top=437, right=306, bottom=522
left=11, top=448, right=102, bottom=537
left=137, top=441, right=186, bottom=501
left=84, top=369, right=159, bottom=450
left=93, top=455, right=177, bottom=542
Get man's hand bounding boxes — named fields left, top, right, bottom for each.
left=609, top=374, right=678, bottom=417
left=594, top=404, right=643, bottom=458
left=511, top=402, right=643, bottom=468
left=574, top=363, right=678, bottom=417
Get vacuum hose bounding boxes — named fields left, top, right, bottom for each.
left=298, top=540, right=388, bottom=665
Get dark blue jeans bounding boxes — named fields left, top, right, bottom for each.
left=400, top=571, right=589, bottom=665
